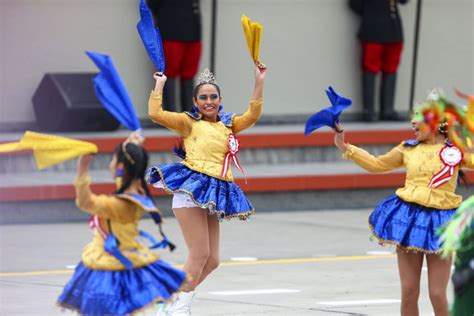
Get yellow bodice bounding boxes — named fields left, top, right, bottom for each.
left=343, top=141, right=473, bottom=209
left=181, top=119, right=234, bottom=180
left=148, top=92, right=263, bottom=181
left=75, top=175, right=159, bottom=270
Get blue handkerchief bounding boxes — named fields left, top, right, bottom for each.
left=86, top=51, right=141, bottom=132
left=304, top=86, right=352, bottom=135
left=137, top=0, right=166, bottom=73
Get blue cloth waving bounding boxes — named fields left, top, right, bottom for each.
left=86, top=51, right=142, bottom=133
left=136, top=0, right=166, bottom=73
left=304, top=86, right=352, bottom=135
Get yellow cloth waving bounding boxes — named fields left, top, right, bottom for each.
left=0, top=142, right=23, bottom=152
left=241, top=15, right=263, bottom=63
left=0, top=131, right=98, bottom=170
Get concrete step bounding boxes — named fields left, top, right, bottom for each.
left=0, top=161, right=402, bottom=189
left=0, top=145, right=397, bottom=174
left=1, top=160, right=472, bottom=224
left=0, top=123, right=414, bottom=174
left=0, top=121, right=412, bottom=142
left=3, top=122, right=461, bottom=225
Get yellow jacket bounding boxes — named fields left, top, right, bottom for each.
left=343, top=141, right=473, bottom=209
left=75, top=174, right=160, bottom=270
left=148, top=92, right=263, bottom=181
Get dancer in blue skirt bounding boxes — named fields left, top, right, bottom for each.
left=333, top=97, right=473, bottom=316
left=147, top=64, right=266, bottom=315
left=57, top=135, right=187, bottom=315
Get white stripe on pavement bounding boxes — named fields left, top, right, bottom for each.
left=209, top=289, right=301, bottom=296
left=366, top=250, right=393, bottom=255
left=317, top=299, right=400, bottom=306
left=230, top=257, right=258, bottom=262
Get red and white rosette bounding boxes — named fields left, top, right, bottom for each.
left=221, top=134, right=246, bottom=180
left=428, top=145, right=463, bottom=188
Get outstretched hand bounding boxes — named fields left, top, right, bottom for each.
left=153, top=72, right=167, bottom=92
left=334, top=123, right=347, bottom=153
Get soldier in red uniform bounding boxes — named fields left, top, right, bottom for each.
left=349, top=0, right=409, bottom=121
left=148, top=0, right=202, bottom=113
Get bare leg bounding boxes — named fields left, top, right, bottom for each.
left=173, top=207, right=211, bottom=290
left=426, top=254, right=452, bottom=316
left=397, top=249, right=424, bottom=316
left=196, top=213, right=220, bottom=286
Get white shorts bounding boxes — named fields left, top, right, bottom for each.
left=154, top=181, right=206, bottom=210
left=172, top=192, right=200, bottom=209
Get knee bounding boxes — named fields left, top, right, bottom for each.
left=189, top=250, right=211, bottom=268
left=206, top=255, right=220, bottom=272
left=428, top=289, right=447, bottom=306
left=401, top=285, right=420, bottom=303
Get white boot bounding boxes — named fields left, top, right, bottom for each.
left=155, top=293, right=180, bottom=316
left=155, top=300, right=173, bottom=316
left=169, top=291, right=195, bottom=316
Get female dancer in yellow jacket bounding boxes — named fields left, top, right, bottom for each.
left=334, top=114, right=473, bottom=316
left=57, top=138, right=187, bottom=315
left=147, top=64, right=266, bottom=315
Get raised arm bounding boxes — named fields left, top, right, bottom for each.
left=148, top=73, right=193, bottom=136
left=233, top=64, right=266, bottom=134
left=334, top=124, right=404, bottom=173
left=75, top=155, right=134, bottom=221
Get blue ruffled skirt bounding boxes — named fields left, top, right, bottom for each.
left=57, top=260, right=186, bottom=316
left=147, top=163, right=254, bottom=220
left=369, top=194, right=456, bottom=253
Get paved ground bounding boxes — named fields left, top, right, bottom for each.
left=0, top=209, right=449, bottom=315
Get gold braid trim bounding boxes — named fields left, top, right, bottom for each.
left=229, top=113, right=236, bottom=127
left=367, top=220, right=441, bottom=255
left=151, top=166, right=254, bottom=221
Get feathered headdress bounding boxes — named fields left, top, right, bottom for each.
left=413, top=88, right=473, bottom=153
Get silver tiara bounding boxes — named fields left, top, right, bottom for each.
left=197, top=68, right=217, bottom=85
